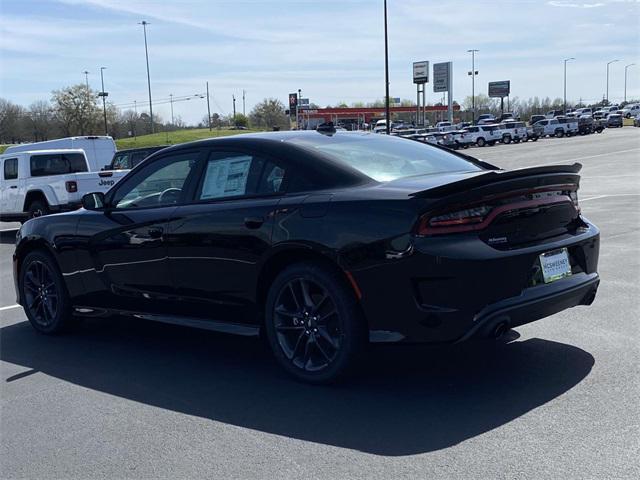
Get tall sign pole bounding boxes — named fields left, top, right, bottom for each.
left=99, top=67, right=108, bottom=135
left=413, top=61, right=429, bottom=126
left=467, top=49, right=479, bottom=123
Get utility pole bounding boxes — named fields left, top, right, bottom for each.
left=232, top=94, right=236, bottom=122
left=564, top=57, right=575, bottom=114
left=139, top=20, right=154, bottom=133
left=99, top=67, right=108, bottom=135
left=467, top=49, right=479, bottom=123
left=624, top=64, right=635, bottom=103
left=383, top=0, right=390, bottom=134
left=606, top=59, right=619, bottom=104
left=169, top=94, right=174, bottom=126
left=242, top=89, right=246, bottom=116
left=206, top=81, right=212, bottom=131
left=83, top=70, right=90, bottom=90
left=133, top=100, right=138, bottom=139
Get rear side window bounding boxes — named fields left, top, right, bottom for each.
left=197, top=151, right=286, bottom=201
left=30, top=153, right=88, bottom=177
left=3, top=158, right=18, bottom=180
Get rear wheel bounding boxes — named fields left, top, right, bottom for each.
left=555, top=129, right=565, bottom=138
left=503, top=135, right=511, bottom=144
left=27, top=199, right=49, bottom=219
left=19, top=251, right=72, bottom=334
left=264, top=262, right=366, bottom=384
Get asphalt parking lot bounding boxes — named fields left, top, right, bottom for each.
left=1, top=128, right=639, bottom=479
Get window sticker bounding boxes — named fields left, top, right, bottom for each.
left=201, top=156, right=252, bottom=199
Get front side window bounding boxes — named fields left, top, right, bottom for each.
left=111, top=152, right=131, bottom=170
left=30, top=153, right=87, bottom=177
left=112, top=151, right=199, bottom=209
left=197, top=151, right=286, bottom=201
left=3, top=158, right=18, bottom=180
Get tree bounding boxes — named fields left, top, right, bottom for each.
left=232, top=113, right=249, bottom=127
left=249, top=98, right=288, bottom=129
left=51, top=84, right=100, bottom=136
left=28, top=100, right=54, bottom=141
left=0, top=98, right=25, bottom=143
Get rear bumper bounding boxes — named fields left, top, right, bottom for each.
left=456, top=272, right=599, bottom=342
left=354, top=220, right=600, bottom=344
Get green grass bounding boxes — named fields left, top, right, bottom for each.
left=115, top=128, right=262, bottom=149
left=0, top=129, right=261, bottom=155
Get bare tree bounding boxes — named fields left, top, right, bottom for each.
left=51, top=84, right=100, bottom=136
left=27, top=100, right=53, bottom=141
left=0, top=98, right=25, bottom=143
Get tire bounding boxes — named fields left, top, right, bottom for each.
left=555, top=129, right=564, bottom=138
left=476, top=137, right=486, bottom=147
left=27, top=199, right=49, bottom=219
left=502, top=135, right=511, bottom=144
left=264, top=262, right=366, bottom=384
left=513, top=137, right=521, bottom=143
left=19, top=250, right=72, bottom=334
left=531, top=136, right=538, bottom=142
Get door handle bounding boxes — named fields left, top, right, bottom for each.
left=147, top=227, right=164, bottom=239
left=244, top=216, right=264, bottom=229
left=9, top=185, right=17, bottom=189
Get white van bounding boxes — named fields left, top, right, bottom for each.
left=3, top=136, right=116, bottom=172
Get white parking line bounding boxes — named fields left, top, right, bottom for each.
left=0, top=304, right=20, bottom=312
left=581, top=193, right=640, bottom=202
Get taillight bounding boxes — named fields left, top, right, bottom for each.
left=415, top=186, right=579, bottom=236
left=416, top=205, right=491, bottom=235
left=65, top=181, right=78, bottom=193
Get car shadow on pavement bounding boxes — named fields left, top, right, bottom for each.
left=0, top=316, right=594, bottom=456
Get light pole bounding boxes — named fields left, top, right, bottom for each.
left=563, top=57, right=575, bottom=114
left=383, top=0, right=390, bottom=134
left=206, top=81, right=212, bottom=131
left=624, top=63, right=635, bottom=103
left=83, top=70, right=90, bottom=90
left=97, top=67, right=109, bottom=135
left=297, top=88, right=301, bottom=129
left=242, top=89, right=246, bottom=116
left=606, top=59, right=619, bottom=104
left=467, top=49, right=479, bottom=123
left=169, top=94, right=174, bottom=127
left=139, top=20, right=154, bottom=133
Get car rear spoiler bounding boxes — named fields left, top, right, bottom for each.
left=410, top=163, right=582, bottom=199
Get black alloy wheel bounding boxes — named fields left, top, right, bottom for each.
left=265, top=262, right=365, bottom=383
left=20, top=251, right=71, bottom=333
left=274, top=278, right=341, bottom=371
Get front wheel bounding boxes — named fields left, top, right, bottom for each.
left=555, top=129, right=565, bottom=138
left=502, top=135, right=511, bottom=144
left=264, top=262, right=366, bottom=384
left=476, top=137, right=486, bottom=147
left=19, top=251, right=72, bottom=334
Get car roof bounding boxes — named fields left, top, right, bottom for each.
left=115, top=145, right=169, bottom=154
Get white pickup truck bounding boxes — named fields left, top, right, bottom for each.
left=532, top=118, right=578, bottom=138
left=0, top=149, right=127, bottom=222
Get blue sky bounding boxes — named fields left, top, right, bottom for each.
left=1, top=0, right=639, bottom=124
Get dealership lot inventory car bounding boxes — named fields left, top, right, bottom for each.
left=14, top=131, right=600, bottom=383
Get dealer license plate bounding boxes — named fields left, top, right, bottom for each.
left=539, top=248, right=572, bottom=284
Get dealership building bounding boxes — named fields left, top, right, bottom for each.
left=295, top=105, right=462, bottom=129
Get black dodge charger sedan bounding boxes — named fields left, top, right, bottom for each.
left=13, top=131, right=600, bottom=383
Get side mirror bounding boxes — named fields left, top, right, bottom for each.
left=81, top=192, right=106, bottom=211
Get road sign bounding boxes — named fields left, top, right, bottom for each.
left=433, top=62, right=451, bottom=92
left=413, top=61, right=429, bottom=84
left=489, top=80, right=510, bottom=98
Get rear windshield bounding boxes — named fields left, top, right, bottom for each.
left=288, top=133, right=482, bottom=182
left=30, top=153, right=87, bottom=177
